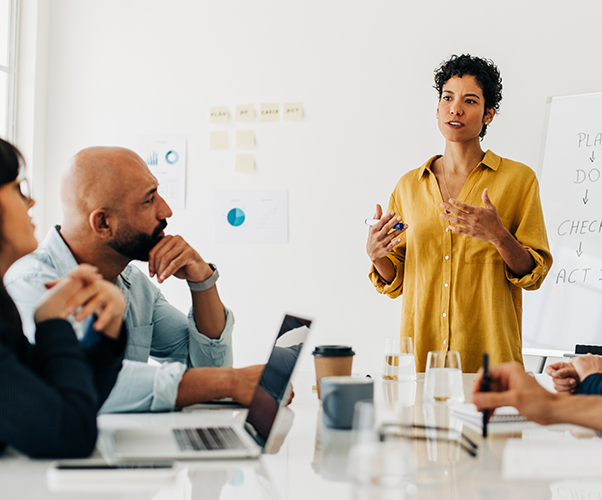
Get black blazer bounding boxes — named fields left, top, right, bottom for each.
left=0, top=318, right=125, bottom=458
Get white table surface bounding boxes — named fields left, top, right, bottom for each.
left=2, top=370, right=602, bottom=500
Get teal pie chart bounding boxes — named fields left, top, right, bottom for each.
left=227, top=208, right=246, bottom=227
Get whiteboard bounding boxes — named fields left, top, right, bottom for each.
left=524, top=92, right=602, bottom=351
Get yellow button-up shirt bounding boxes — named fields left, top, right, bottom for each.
left=369, top=151, right=553, bottom=373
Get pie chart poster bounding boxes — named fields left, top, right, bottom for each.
left=214, top=189, right=288, bottom=244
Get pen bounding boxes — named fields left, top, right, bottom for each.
left=365, top=218, right=405, bottom=231
left=481, top=353, right=490, bottom=438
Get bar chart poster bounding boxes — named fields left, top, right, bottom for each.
left=214, top=189, right=288, bottom=244
left=136, top=134, right=187, bottom=209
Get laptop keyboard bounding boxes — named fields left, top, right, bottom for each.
left=173, top=427, right=245, bottom=451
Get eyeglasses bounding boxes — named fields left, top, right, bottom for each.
left=16, top=177, right=31, bottom=202
left=379, top=423, right=478, bottom=457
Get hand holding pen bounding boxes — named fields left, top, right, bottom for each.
left=365, top=204, right=408, bottom=261
left=365, top=204, right=409, bottom=284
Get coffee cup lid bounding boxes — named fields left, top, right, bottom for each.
left=312, top=345, right=355, bottom=357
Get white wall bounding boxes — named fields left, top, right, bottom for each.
left=19, top=0, right=602, bottom=372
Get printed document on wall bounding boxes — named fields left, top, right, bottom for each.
left=214, top=189, right=288, bottom=244
left=137, top=134, right=187, bottom=209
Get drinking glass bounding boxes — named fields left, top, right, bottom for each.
left=351, top=400, right=377, bottom=446
left=382, top=337, right=416, bottom=381
left=422, top=351, right=464, bottom=405
left=347, top=441, right=417, bottom=500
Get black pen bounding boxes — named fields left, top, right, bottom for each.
left=481, top=353, right=490, bottom=438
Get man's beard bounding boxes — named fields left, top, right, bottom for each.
left=108, top=219, right=168, bottom=261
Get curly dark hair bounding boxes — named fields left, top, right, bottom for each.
left=434, top=54, right=503, bottom=138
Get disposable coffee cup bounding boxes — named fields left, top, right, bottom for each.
left=312, top=345, right=355, bottom=399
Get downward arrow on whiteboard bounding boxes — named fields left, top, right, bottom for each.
left=584, top=189, right=589, bottom=204
left=577, top=242, right=583, bottom=257
left=591, top=151, right=596, bottom=162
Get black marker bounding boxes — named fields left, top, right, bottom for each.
left=481, top=353, right=490, bottom=438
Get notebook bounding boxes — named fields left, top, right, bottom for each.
left=99, top=313, right=312, bottom=460
left=449, top=403, right=536, bottom=434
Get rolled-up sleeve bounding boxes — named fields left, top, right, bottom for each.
left=504, top=176, right=553, bottom=291
left=98, top=360, right=186, bottom=414
left=188, top=307, right=234, bottom=368
left=369, top=254, right=405, bottom=298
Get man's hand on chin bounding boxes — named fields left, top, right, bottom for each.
left=148, top=235, right=211, bottom=284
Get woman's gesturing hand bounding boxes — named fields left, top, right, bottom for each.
left=439, top=188, right=505, bottom=245
left=34, top=264, right=126, bottom=339
left=366, top=204, right=407, bottom=262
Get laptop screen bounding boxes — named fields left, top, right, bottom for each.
left=244, top=314, right=312, bottom=446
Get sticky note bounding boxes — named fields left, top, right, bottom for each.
left=260, top=103, right=279, bottom=122
left=236, top=104, right=255, bottom=122
left=235, top=154, right=255, bottom=173
left=283, top=102, right=303, bottom=121
left=209, top=106, right=229, bottom=123
left=210, top=131, right=228, bottom=150
left=236, top=130, right=255, bottom=149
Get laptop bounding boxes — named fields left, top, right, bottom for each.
left=99, top=314, right=312, bottom=460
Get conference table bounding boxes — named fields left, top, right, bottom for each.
left=2, top=371, right=602, bottom=500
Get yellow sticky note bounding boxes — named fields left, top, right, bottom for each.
left=236, top=130, right=255, bottom=149
left=260, top=103, right=279, bottom=123
left=283, top=102, right=303, bottom=121
left=235, top=154, right=255, bottom=173
left=209, top=106, right=229, bottom=124
left=210, top=131, right=228, bottom=150
left=235, top=104, right=255, bottom=122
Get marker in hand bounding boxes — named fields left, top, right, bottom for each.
left=481, top=353, right=490, bottom=438
left=365, top=218, right=405, bottom=231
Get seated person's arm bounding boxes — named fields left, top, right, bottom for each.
left=147, top=235, right=226, bottom=338
left=175, top=365, right=264, bottom=408
left=573, top=354, right=602, bottom=395
left=36, top=265, right=128, bottom=410
left=473, top=362, right=602, bottom=432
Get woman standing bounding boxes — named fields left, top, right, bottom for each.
left=366, top=54, right=552, bottom=373
left=0, top=138, right=127, bottom=458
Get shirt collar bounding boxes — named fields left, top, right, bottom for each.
left=419, top=149, right=500, bottom=178
left=41, top=225, right=80, bottom=277
left=44, top=225, right=133, bottom=288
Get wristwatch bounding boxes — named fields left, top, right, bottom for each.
left=187, top=263, right=219, bottom=292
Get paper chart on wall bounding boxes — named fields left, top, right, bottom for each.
left=137, top=134, right=187, bottom=209
left=214, top=189, right=288, bottom=244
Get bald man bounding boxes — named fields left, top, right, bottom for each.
left=5, top=147, right=261, bottom=413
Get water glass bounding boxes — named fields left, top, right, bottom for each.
left=348, top=441, right=417, bottom=500
left=351, top=400, right=377, bottom=446
left=382, top=337, right=416, bottom=381
left=422, top=351, right=464, bottom=405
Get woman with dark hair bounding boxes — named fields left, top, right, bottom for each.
left=0, top=138, right=127, bottom=458
left=366, top=54, right=553, bottom=373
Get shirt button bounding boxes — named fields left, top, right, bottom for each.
left=443, top=340, right=447, bottom=345
left=445, top=255, right=449, bottom=260
left=442, top=312, right=447, bottom=317
left=444, top=283, right=449, bottom=288
left=445, top=228, right=449, bottom=232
